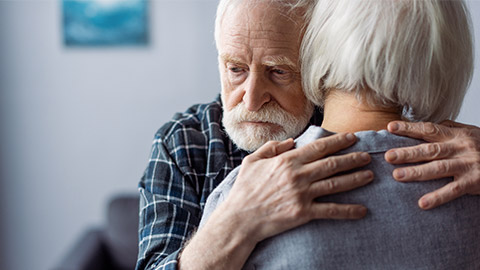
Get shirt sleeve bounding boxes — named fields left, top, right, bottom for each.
left=136, top=134, right=201, bottom=270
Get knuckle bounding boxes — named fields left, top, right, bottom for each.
left=324, top=159, right=338, bottom=172
left=352, top=153, right=364, bottom=164
left=409, top=168, right=422, bottom=179
left=310, top=140, right=327, bottom=154
left=461, top=137, right=479, bottom=152
left=290, top=205, right=305, bottom=219
left=326, top=205, right=339, bottom=218
left=346, top=206, right=354, bottom=218
left=351, top=172, right=360, bottom=184
left=266, top=141, right=278, bottom=153
left=353, top=171, right=370, bottom=184
left=425, top=143, right=442, bottom=158
left=449, top=181, right=463, bottom=195
left=264, top=140, right=277, bottom=148
left=281, top=170, right=298, bottom=184
left=336, top=134, right=349, bottom=144
left=423, top=122, right=439, bottom=136
left=403, top=148, right=416, bottom=160
left=324, top=179, right=338, bottom=193
left=435, top=161, right=449, bottom=175
left=243, top=154, right=254, bottom=164
left=347, top=206, right=359, bottom=218
left=274, top=156, right=288, bottom=167
left=403, top=122, right=413, bottom=131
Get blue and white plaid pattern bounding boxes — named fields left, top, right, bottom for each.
left=136, top=95, right=323, bottom=270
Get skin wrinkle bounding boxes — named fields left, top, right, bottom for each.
left=219, top=1, right=312, bottom=152
left=220, top=54, right=297, bottom=70
left=221, top=32, right=300, bottom=66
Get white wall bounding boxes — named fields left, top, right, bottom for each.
left=0, top=1, right=220, bottom=269
left=0, top=1, right=479, bottom=270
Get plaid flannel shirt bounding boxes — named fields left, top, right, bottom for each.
left=136, top=95, right=323, bottom=270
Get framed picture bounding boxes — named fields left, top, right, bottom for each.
left=62, top=0, right=149, bottom=46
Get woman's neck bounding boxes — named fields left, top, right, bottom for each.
left=321, top=90, right=402, bottom=133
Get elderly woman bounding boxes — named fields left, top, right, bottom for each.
left=200, top=0, right=479, bottom=269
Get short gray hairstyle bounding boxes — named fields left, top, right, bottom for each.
left=301, top=0, right=474, bottom=122
left=214, top=0, right=315, bottom=50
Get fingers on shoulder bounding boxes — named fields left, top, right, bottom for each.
left=388, top=121, right=452, bottom=141
left=250, top=139, right=295, bottom=160
left=392, top=159, right=469, bottom=182
left=291, top=133, right=357, bottom=163
left=418, top=180, right=468, bottom=210
left=309, top=170, right=373, bottom=198
left=310, top=203, right=367, bottom=220
left=304, top=152, right=371, bottom=181
left=385, top=142, right=457, bottom=164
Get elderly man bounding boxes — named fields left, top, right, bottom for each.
left=136, top=0, right=480, bottom=269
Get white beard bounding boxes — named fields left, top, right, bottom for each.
left=222, top=100, right=314, bottom=152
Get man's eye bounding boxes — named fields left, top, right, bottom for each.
left=270, top=67, right=294, bottom=83
left=229, top=67, right=244, bottom=73
left=272, top=69, right=287, bottom=75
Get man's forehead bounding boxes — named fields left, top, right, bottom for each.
left=221, top=1, right=304, bottom=35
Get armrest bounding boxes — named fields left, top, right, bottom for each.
left=52, top=228, right=112, bottom=270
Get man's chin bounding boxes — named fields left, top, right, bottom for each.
left=227, top=125, right=287, bottom=152
left=239, top=121, right=283, bottom=134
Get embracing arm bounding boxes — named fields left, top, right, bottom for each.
left=385, top=120, right=480, bottom=209
left=179, top=134, right=373, bottom=270
left=136, top=136, right=201, bottom=270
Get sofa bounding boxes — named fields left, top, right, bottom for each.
left=53, top=194, right=139, bottom=270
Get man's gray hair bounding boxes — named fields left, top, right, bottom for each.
left=301, top=0, right=474, bottom=122
left=214, top=0, right=315, bottom=50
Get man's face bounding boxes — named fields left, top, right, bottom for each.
left=218, top=2, right=314, bottom=152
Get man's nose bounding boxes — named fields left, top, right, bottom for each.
left=242, top=72, right=271, bottom=112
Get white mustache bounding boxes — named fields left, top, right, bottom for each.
left=226, top=102, right=297, bottom=125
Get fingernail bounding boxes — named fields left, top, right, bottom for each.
left=363, top=170, right=373, bottom=180
left=357, top=206, right=368, bottom=217
left=346, top=133, right=355, bottom=141
left=389, top=122, right=399, bottom=132
left=386, top=151, right=397, bottom=162
left=419, top=197, right=430, bottom=209
left=394, top=169, right=405, bottom=180
left=361, top=152, right=370, bottom=162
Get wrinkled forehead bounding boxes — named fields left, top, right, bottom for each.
left=218, top=1, right=305, bottom=45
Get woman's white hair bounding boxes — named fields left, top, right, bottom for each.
left=301, top=0, right=474, bottom=122
left=214, top=0, right=315, bottom=50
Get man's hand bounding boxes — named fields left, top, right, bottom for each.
left=179, top=134, right=373, bottom=270
left=385, top=120, right=480, bottom=210
left=225, top=134, right=373, bottom=243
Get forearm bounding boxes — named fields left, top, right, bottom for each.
left=178, top=204, right=257, bottom=270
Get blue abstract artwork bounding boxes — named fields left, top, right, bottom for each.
left=62, top=0, right=148, bottom=46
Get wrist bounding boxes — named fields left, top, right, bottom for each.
left=206, top=202, right=260, bottom=248
left=178, top=204, right=258, bottom=270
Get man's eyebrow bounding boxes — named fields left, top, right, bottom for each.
left=220, top=54, right=244, bottom=64
left=263, top=56, right=298, bottom=71
left=220, top=54, right=299, bottom=71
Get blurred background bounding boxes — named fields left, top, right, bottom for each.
left=0, top=0, right=479, bottom=269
